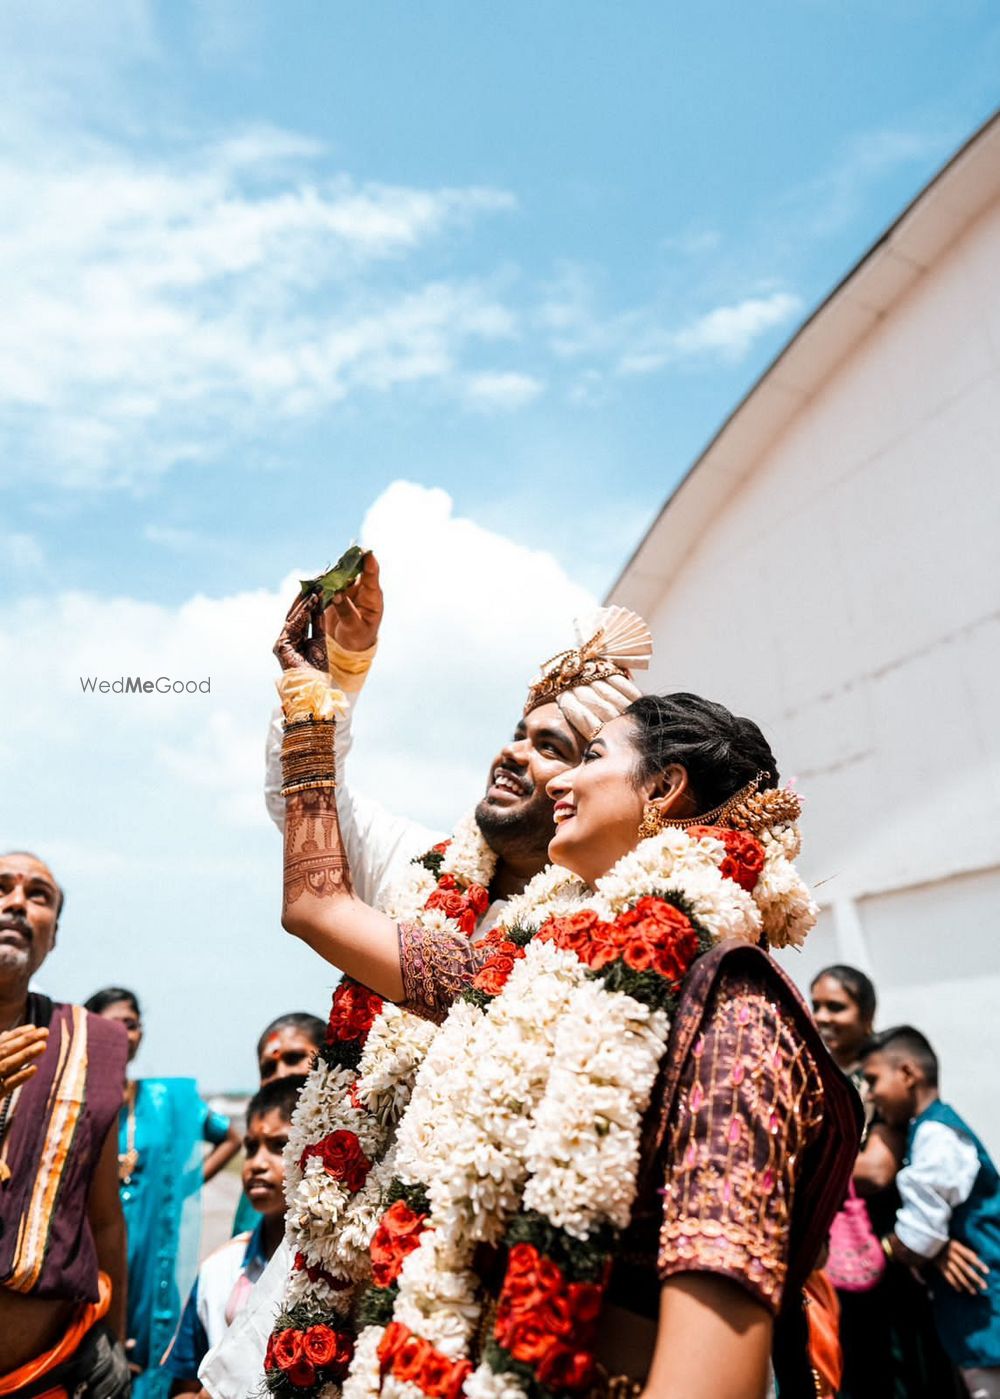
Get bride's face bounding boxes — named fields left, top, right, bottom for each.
left=546, top=716, right=652, bottom=886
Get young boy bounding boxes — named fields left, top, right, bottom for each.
left=862, top=1026, right=1000, bottom=1397
left=231, top=1011, right=324, bottom=1236
left=163, top=1075, right=305, bottom=1392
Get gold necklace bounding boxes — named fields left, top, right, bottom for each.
left=118, top=1082, right=139, bottom=1183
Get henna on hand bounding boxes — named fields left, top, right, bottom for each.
left=283, top=787, right=354, bottom=916
left=274, top=591, right=329, bottom=672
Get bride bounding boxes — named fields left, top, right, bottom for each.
left=270, top=592, right=860, bottom=1399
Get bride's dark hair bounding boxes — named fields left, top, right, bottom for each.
left=625, top=693, right=779, bottom=812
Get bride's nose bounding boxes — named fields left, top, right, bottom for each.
left=546, top=770, right=573, bottom=800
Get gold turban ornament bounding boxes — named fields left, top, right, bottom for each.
left=524, top=605, right=653, bottom=740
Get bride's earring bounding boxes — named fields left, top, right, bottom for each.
left=637, top=800, right=668, bottom=841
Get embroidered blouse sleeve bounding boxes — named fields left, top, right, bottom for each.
left=397, top=923, right=490, bottom=1023
left=657, top=967, right=825, bottom=1314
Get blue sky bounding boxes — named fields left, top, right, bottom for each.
left=2, top=0, right=997, bottom=1088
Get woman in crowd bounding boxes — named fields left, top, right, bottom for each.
left=255, top=1009, right=325, bottom=1084
left=268, top=592, right=861, bottom=1398
left=810, top=966, right=963, bottom=1398
left=84, top=987, right=240, bottom=1399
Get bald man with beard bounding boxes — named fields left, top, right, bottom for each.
left=0, top=851, right=130, bottom=1398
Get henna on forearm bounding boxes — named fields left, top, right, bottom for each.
left=280, top=774, right=404, bottom=1000
left=283, top=786, right=354, bottom=916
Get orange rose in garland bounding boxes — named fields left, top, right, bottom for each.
left=688, top=824, right=766, bottom=892
left=377, top=1323, right=472, bottom=1396
left=425, top=876, right=491, bottom=935
left=370, top=1198, right=428, bottom=1287
left=472, top=939, right=526, bottom=996
left=536, top=908, right=614, bottom=963
left=616, top=897, right=700, bottom=984
left=492, top=1242, right=601, bottom=1391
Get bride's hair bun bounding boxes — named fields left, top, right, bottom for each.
left=625, top=693, right=779, bottom=812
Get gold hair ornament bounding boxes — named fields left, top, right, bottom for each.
left=638, top=773, right=802, bottom=841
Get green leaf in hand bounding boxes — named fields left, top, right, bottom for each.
left=299, top=545, right=367, bottom=607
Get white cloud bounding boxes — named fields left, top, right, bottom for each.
left=0, top=482, right=595, bottom=834
left=0, top=122, right=520, bottom=487
left=782, top=127, right=957, bottom=242
left=667, top=291, right=803, bottom=363
left=618, top=291, right=803, bottom=375
left=464, top=371, right=544, bottom=412
left=536, top=262, right=802, bottom=380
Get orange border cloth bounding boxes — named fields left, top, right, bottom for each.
left=0, top=1272, right=111, bottom=1394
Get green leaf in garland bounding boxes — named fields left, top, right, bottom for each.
left=419, top=847, right=446, bottom=878
left=386, top=1179, right=431, bottom=1215
left=357, top=1282, right=398, bottom=1328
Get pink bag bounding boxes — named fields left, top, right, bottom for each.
left=825, top=1182, right=886, bottom=1292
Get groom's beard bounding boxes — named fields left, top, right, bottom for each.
left=474, top=789, right=555, bottom=869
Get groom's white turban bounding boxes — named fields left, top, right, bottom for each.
left=524, top=605, right=653, bottom=741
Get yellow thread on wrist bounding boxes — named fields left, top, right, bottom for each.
left=326, top=638, right=377, bottom=674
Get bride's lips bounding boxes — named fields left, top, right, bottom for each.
left=552, top=800, right=575, bottom=825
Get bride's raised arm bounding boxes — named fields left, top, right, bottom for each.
left=274, top=589, right=493, bottom=1016
left=275, top=590, right=405, bottom=1001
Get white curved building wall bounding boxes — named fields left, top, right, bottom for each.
left=625, top=186, right=1000, bottom=1152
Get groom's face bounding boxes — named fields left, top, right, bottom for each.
left=475, top=702, right=585, bottom=861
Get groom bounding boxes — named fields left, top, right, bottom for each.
left=200, top=556, right=650, bottom=1398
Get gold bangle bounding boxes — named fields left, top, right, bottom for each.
left=281, top=718, right=335, bottom=792
left=882, top=1236, right=894, bottom=1261
left=282, top=779, right=338, bottom=796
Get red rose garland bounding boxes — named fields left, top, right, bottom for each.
left=270, top=831, right=497, bottom=1398
left=265, top=1317, right=355, bottom=1393
left=300, top=1130, right=373, bottom=1193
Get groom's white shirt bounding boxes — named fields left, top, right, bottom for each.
left=201, top=702, right=508, bottom=1398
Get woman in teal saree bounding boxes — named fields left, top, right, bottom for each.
left=86, top=987, right=240, bottom=1399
